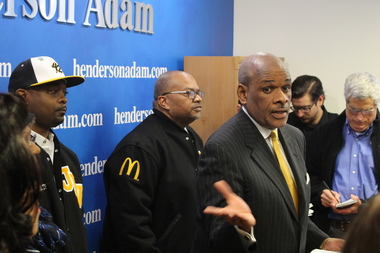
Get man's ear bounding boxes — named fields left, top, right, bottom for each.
left=156, top=95, right=170, bottom=110
left=317, top=95, right=325, bottom=106
left=15, top=89, right=27, bottom=99
left=237, top=84, right=248, bottom=105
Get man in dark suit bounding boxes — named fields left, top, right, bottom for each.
left=192, top=53, right=343, bottom=253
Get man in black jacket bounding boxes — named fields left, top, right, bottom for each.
left=287, top=75, right=337, bottom=140
left=103, top=71, right=204, bottom=253
left=307, top=72, right=380, bottom=238
left=9, top=56, right=88, bottom=253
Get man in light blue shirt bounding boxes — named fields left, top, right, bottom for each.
left=307, top=72, right=380, bottom=238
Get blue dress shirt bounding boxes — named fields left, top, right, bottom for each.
left=329, top=119, right=378, bottom=221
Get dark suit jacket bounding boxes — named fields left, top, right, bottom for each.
left=306, top=110, right=380, bottom=233
left=192, top=110, right=328, bottom=253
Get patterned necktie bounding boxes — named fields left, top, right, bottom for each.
left=270, top=130, right=299, bottom=211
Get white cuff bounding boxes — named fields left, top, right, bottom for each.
left=234, top=225, right=257, bottom=249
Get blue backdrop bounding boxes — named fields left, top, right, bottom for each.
left=0, top=1, right=233, bottom=251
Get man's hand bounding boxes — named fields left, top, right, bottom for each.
left=332, top=194, right=362, bottom=215
left=321, top=238, right=344, bottom=251
left=203, top=180, right=256, bottom=233
left=321, top=189, right=341, bottom=208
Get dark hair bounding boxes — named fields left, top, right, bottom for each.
left=0, top=93, right=41, bottom=253
left=291, top=75, right=325, bottom=101
left=342, top=194, right=380, bottom=253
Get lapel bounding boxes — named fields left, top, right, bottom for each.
left=279, top=127, right=308, bottom=219
left=236, top=112, right=300, bottom=220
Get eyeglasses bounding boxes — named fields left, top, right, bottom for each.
left=346, top=104, right=377, bottom=115
left=161, top=90, right=205, bottom=100
left=290, top=99, right=318, bottom=113
left=27, top=134, right=36, bottom=146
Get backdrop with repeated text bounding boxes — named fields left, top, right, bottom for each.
left=0, top=1, right=233, bottom=251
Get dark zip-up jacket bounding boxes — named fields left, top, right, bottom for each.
left=306, top=110, right=380, bottom=233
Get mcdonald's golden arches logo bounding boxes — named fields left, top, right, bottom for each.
left=119, top=157, right=140, bottom=181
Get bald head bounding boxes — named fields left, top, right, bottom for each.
left=237, top=52, right=292, bottom=130
left=154, top=71, right=195, bottom=100
left=238, top=52, right=289, bottom=87
left=153, top=70, right=202, bottom=128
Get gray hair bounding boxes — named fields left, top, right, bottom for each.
left=344, top=72, right=380, bottom=105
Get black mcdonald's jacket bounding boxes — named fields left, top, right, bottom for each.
left=102, top=109, right=203, bottom=253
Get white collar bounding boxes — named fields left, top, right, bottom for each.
left=241, top=106, right=274, bottom=139
left=32, top=130, right=54, bottom=146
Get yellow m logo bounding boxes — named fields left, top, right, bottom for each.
left=119, top=157, right=140, bottom=181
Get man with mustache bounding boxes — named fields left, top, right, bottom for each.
left=8, top=56, right=88, bottom=253
left=192, top=53, right=343, bottom=253
left=103, top=71, right=204, bottom=253
left=307, top=72, right=380, bottom=238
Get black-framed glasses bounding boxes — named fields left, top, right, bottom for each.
left=346, top=104, right=376, bottom=115
left=161, top=90, right=205, bottom=100
left=290, top=99, right=318, bottom=113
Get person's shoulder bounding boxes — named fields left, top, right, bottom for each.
left=324, top=110, right=338, bottom=121
left=284, top=123, right=303, bottom=135
left=315, top=112, right=341, bottom=132
left=326, top=111, right=338, bottom=117
left=52, top=133, right=80, bottom=159
left=282, top=124, right=305, bottom=143
left=57, top=140, right=75, bottom=152
left=113, top=118, right=158, bottom=147
left=287, top=112, right=299, bottom=125
left=110, top=113, right=179, bottom=154
left=309, top=113, right=342, bottom=143
left=207, top=112, right=243, bottom=142
left=128, top=113, right=161, bottom=135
